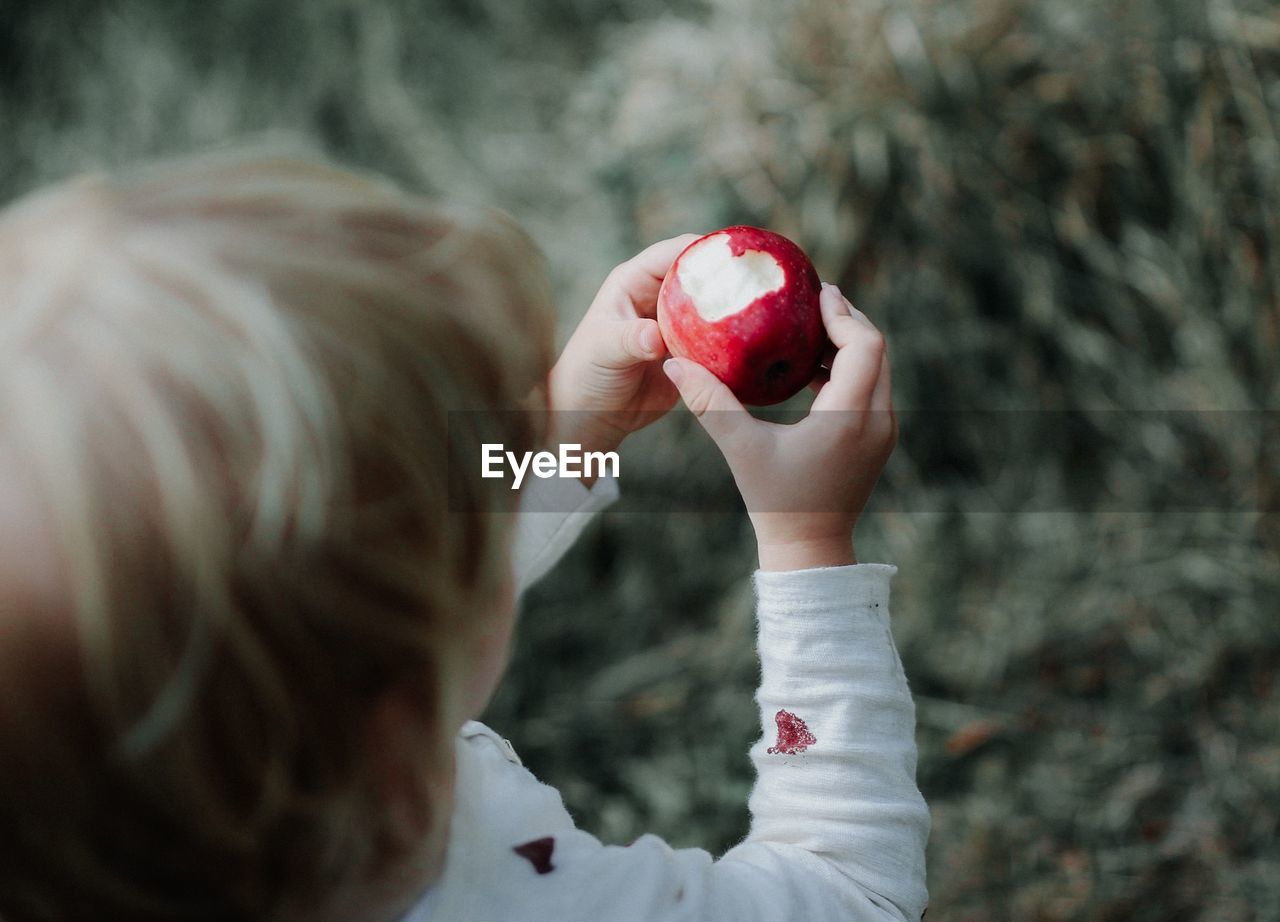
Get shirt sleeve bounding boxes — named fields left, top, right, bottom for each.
left=551, top=564, right=929, bottom=922
left=510, top=473, right=619, bottom=592
left=406, top=563, right=929, bottom=922
left=712, top=563, right=931, bottom=920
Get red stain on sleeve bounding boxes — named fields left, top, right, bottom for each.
left=767, top=709, right=816, bottom=755
left=513, top=836, right=556, bottom=874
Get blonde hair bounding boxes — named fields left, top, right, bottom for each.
left=0, top=150, right=554, bottom=919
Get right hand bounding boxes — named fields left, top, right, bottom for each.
left=547, top=234, right=701, bottom=462
left=661, top=284, right=896, bottom=572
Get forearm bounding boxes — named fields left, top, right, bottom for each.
left=737, top=564, right=930, bottom=920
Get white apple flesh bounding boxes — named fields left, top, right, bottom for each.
left=657, top=226, right=825, bottom=406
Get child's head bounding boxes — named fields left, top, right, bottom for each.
left=0, top=151, right=553, bottom=920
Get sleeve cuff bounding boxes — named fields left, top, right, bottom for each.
left=753, top=563, right=897, bottom=625
left=511, top=474, right=620, bottom=591
left=515, top=471, right=618, bottom=515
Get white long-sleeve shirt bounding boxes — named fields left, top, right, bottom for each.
left=404, top=476, right=930, bottom=921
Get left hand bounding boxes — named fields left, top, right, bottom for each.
left=661, top=284, right=896, bottom=571
left=548, top=234, right=700, bottom=455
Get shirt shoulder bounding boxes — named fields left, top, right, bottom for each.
left=404, top=723, right=713, bottom=922
left=459, top=719, right=523, bottom=766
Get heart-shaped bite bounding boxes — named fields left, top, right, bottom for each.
left=657, top=225, right=825, bottom=406
left=677, top=232, right=786, bottom=322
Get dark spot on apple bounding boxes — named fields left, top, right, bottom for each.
left=766, top=360, right=790, bottom=380
left=513, top=836, right=556, bottom=874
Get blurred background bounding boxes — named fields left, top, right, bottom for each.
left=3, top=0, right=1278, bottom=917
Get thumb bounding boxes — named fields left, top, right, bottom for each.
left=662, top=358, right=754, bottom=452
left=595, top=318, right=663, bottom=370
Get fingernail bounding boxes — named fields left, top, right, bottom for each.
left=662, top=358, right=683, bottom=384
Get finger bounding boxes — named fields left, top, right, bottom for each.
left=869, top=346, right=893, bottom=413
left=630, top=234, right=702, bottom=281
left=662, top=357, right=756, bottom=452
left=811, top=327, right=887, bottom=413
left=819, top=285, right=871, bottom=350
left=820, top=282, right=851, bottom=313
left=821, top=282, right=877, bottom=329
left=624, top=318, right=665, bottom=363
left=596, top=234, right=703, bottom=319
left=814, top=282, right=888, bottom=410
left=586, top=318, right=664, bottom=370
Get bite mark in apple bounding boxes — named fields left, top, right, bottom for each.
left=657, top=225, right=825, bottom=406
left=677, top=232, right=785, bottom=322
left=767, top=709, right=817, bottom=755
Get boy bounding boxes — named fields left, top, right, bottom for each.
left=0, top=152, right=928, bottom=921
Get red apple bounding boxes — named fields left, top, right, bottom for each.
left=657, top=226, right=825, bottom=406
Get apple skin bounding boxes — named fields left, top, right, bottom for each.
left=657, top=226, right=825, bottom=407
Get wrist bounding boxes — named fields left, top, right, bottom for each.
left=750, top=511, right=858, bottom=570
left=756, top=536, right=856, bottom=572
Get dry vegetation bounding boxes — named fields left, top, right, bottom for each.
left=2, top=0, right=1278, bottom=918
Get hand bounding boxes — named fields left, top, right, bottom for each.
left=547, top=235, right=701, bottom=458
left=661, top=284, right=896, bottom=571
